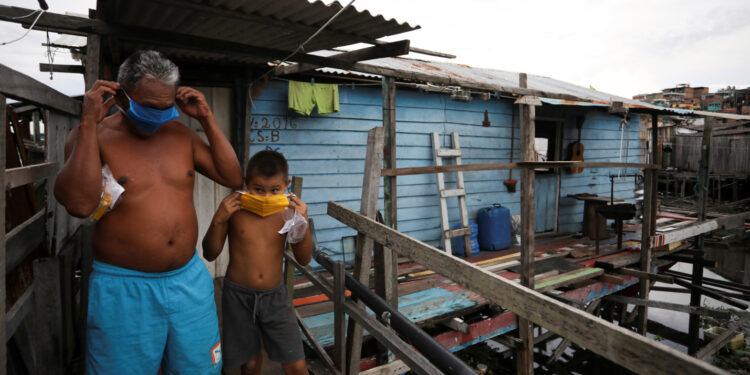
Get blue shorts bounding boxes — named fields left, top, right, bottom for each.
left=85, top=251, right=222, bottom=375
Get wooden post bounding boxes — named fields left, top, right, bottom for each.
left=379, top=76, right=398, bottom=308
left=517, top=73, right=535, bottom=375
left=688, top=117, right=712, bottom=355
left=0, top=93, right=7, bottom=371
left=638, top=113, right=659, bottom=334
left=346, top=127, right=385, bottom=375
left=32, top=110, right=40, bottom=144
left=242, top=69, right=252, bottom=172
left=333, top=260, right=347, bottom=372
left=32, top=257, right=64, bottom=374
left=285, top=176, right=303, bottom=297
left=638, top=168, right=653, bottom=334
left=84, top=34, right=101, bottom=90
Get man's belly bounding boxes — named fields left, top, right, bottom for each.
left=93, top=190, right=198, bottom=272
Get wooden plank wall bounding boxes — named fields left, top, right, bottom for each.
left=177, top=87, right=233, bottom=278
left=249, top=80, right=642, bottom=262
left=551, top=107, right=643, bottom=233
left=674, top=134, right=750, bottom=175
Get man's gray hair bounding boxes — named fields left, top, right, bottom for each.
left=117, top=50, right=180, bottom=91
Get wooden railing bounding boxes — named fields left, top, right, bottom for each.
left=1, top=63, right=82, bottom=373
left=327, top=201, right=729, bottom=375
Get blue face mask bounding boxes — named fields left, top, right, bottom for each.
left=120, top=90, right=179, bottom=133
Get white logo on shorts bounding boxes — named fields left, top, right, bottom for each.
left=211, top=342, right=222, bottom=366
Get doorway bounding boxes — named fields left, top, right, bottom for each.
left=534, top=119, right=563, bottom=233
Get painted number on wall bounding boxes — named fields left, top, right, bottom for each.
left=248, top=116, right=297, bottom=143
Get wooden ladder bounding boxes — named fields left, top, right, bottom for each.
left=431, top=132, right=472, bottom=255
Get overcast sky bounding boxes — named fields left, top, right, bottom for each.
left=1, top=0, right=748, bottom=98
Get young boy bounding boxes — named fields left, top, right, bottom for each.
left=203, top=150, right=313, bottom=375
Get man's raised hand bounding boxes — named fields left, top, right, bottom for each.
left=82, top=80, right=120, bottom=126
left=176, top=86, right=212, bottom=121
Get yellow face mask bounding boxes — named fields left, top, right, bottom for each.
left=240, top=192, right=289, bottom=217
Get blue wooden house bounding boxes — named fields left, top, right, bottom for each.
left=248, top=57, right=644, bottom=263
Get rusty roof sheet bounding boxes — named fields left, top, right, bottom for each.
left=318, top=57, right=750, bottom=119
left=97, top=0, right=418, bottom=61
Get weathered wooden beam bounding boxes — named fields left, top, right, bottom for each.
left=616, top=268, right=674, bottom=284
left=326, top=201, right=727, bottom=375
left=594, top=250, right=668, bottom=271
left=360, top=359, right=410, bottom=375
left=547, top=299, right=601, bottom=365
left=660, top=254, right=717, bottom=267
left=597, top=273, right=627, bottom=286
left=0, top=64, right=80, bottom=116
left=534, top=268, right=604, bottom=292
left=5, top=210, right=45, bottom=272
left=381, top=162, right=656, bottom=176
left=84, top=34, right=101, bottom=90
left=284, top=246, right=442, bottom=375
left=673, top=278, right=748, bottom=310
left=5, top=162, right=57, bottom=190
left=380, top=76, right=398, bottom=308
left=296, top=311, right=340, bottom=375
left=38, top=63, right=85, bottom=74
left=638, top=166, right=654, bottom=335
left=333, top=261, right=346, bottom=373
left=284, top=177, right=303, bottom=297
left=5, top=284, right=34, bottom=341
left=440, top=317, right=470, bottom=335
left=347, top=127, right=385, bottom=375
left=696, top=313, right=750, bottom=360
left=649, top=212, right=750, bottom=248
left=602, top=295, right=731, bottom=320
left=274, top=40, right=410, bottom=75
left=691, top=116, right=712, bottom=356
left=517, top=72, right=535, bottom=375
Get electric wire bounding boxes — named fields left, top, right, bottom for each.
left=253, top=0, right=355, bottom=84
left=1, top=9, right=45, bottom=46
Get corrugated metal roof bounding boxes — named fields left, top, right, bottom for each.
left=97, top=0, right=418, bottom=61
left=316, top=56, right=750, bottom=119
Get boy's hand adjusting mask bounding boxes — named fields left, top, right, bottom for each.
left=239, top=192, right=289, bottom=216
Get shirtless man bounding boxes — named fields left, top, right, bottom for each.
left=54, top=50, right=242, bottom=375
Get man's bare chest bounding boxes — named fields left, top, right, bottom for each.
left=98, top=129, right=195, bottom=192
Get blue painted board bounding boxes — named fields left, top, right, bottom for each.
left=301, top=286, right=481, bottom=347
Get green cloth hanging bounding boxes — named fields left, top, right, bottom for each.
left=288, top=80, right=339, bottom=116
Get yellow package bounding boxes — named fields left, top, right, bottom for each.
left=91, top=165, right=124, bottom=221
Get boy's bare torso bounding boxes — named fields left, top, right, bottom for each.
left=93, top=113, right=198, bottom=272
left=226, top=210, right=287, bottom=290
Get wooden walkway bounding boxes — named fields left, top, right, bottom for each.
left=294, top=233, right=653, bottom=372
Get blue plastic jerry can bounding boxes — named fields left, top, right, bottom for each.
left=477, top=204, right=512, bottom=251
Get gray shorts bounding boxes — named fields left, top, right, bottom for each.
left=221, top=278, right=304, bottom=367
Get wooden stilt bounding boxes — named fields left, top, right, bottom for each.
left=689, top=117, right=713, bottom=355
left=333, top=260, right=347, bottom=372
left=84, top=34, right=101, bottom=91
left=346, top=127, right=385, bottom=375
left=379, top=76, right=398, bottom=308
left=517, top=73, right=538, bottom=375
left=638, top=113, right=659, bottom=335
left=285, top=177, right=303, bottom=297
